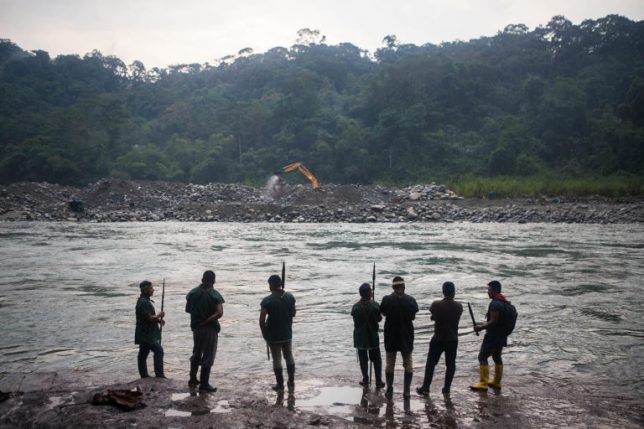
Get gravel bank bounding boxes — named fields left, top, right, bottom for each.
left=1, top=180, right=642, bottom=223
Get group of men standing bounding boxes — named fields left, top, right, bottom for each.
left=351, top=277, right=511, bottom=398
left=134, top=270, right=295, bottom=393
left=135, top=271, right=512, bottom=397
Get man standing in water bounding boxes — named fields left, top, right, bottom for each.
left=380, top=276, right=419, bottom=399
left=470, top=280, right=509, bottom=391
left=135, top=280, right=165, bottom=378
left=416, top=281, right=463, bottom=396
left=351, top=283, right=385, bottom=388
left=260, top=274, right=296, bottom=392
left=186, top=270, right=225, bottom=392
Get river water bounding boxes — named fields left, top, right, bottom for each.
left=0, top=221, right=643, bottom=406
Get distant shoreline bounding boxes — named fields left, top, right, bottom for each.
left=1, top=180, right=642, bottom=224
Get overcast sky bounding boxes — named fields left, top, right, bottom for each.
left=2, top=0, right=643, bottom=68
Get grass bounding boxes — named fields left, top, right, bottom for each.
left=446, top=176, right=643, bottom=198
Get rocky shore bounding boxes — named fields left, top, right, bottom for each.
left=1, top=370, right=641, bottom=428
left=0, top=179, right=642, bottom=223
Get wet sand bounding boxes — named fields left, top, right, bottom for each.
left=1, top=370, right=641, bottom=428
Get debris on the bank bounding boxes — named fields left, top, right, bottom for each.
left=404, top=183, right=461, bottom=200
left=68, top=198, right=84, bottom=213
left=91, top=386, right=145, bottom=411
left=0, top=179, right=641, bottom=223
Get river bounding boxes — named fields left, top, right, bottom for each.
left=0, top=221, right=642, bottom=425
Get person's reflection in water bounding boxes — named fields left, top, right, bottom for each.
left=287, top=393, right=296, bottom=411
left=360, top=394, right=368, bottom=410
left=385, top=399, right=395, bottom=428
left=444, top=392, right=454, bottom=412
left=274, top=390, right=284, bottom=407
left=475, top=391, right=490, bottom=421
left=424, top=398, right=437, bottom=422
left=442, top=394, right=457, bottom=428
left=359, top=392, right=382, bottom=417
left=274, top=390, right=296, bottom=412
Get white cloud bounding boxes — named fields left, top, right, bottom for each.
left=1, top=0, right=642, bottom=67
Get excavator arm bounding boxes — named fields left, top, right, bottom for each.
left=278, top=162, right=319, bottom=189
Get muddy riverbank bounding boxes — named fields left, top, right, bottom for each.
left=1, top=370, right=641, bottom=428
left=0, top=179, right=642, bottom=223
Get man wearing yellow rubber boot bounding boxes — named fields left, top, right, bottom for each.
left=470, top=280, right=508, bottom=391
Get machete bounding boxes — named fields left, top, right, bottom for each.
left=468, top=302, right=479, bottom=336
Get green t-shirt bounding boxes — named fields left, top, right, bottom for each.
left=261, top=290, right=296, bottom=343
left=351, top=299, right=381, bottom=350
left=186, top=285, right=225, bottom=331
left=135, top=295, right=160, bottom=345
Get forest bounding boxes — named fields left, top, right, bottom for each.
left=0, top=15, right=642, bottom=190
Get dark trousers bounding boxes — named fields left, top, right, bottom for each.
left=190, top=328, right=219, bottom=370
left=478, top=335, right=503, bottom=365
left=138, top=343, right=164, bottom=377
left=358, top=348, right=383, bottom=382
left=421, top=337, right=457, bottom=389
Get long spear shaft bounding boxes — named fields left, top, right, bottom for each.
left=369, top=263, right=376, bottom=383
left=160, top=278, right=165, bottom=341
left=468, top=302, right=479, bottom=336
left=282, top=261, right=286, bottom=289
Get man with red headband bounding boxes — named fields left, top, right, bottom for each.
left=470, top=280, right=510, bottom=391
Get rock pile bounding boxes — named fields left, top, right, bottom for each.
left=0, top=180, right=642, bottom=223
left=404, top=183, right=462, bottom=201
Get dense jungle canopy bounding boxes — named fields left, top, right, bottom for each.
left=0, top=15, right=643, bottom=186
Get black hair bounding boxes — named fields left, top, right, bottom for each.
left=488, top=280, right=502, bottom=293
left=139, top=280, right=152, bottom=290
left=442, top=281, right=455, bottom=298
left=359, top=283, right=371, bottom=298
left=268, top=274, right=282, bottom=289
left=202, top=270, right=216, bottom=284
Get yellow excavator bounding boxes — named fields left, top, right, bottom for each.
left=275, top=162, right=319, bottom=189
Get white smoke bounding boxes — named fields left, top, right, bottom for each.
left=262, top=174, right=280, bottom=201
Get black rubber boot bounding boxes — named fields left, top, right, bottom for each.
left=188, top=361, right=199, bottom=386
left=443, top=364, right=455, bottom=394
left=137, top=352, right=149, bottom=378
left=371, top=349, right=385, bottom=389
left=153, top=346, right=165, bottom=378
left=272, top=367, right=284, bottom=391
left=385, top=372, right=394, bottom=400
left=286, top=364, right=295, bottom=392
left=403, top=372, right=413, bottom=399
left=358, top=350, right=369, bottom=386
left=199, top=366, right=217, bottom=392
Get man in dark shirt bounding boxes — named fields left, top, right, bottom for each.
left=380, top=276, right=419, bottom=399
left=416, top=281, right=463, bottom=396
left=135, top=280, right=165, bottom=378
left=186, top=270, right=225, bottom=392
left=471, top=280, right=508, bottom=391
left=260, top=274, right=296, bottom=392
left=351, top=283, right=384, bottom=388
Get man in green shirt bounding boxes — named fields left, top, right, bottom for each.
left=380, top=276, right=419, bottom=399
left=186, top=270, right=225, bottom=392
left=351, top=283, right=385, bottom=388
left=135, top=280, right=165, bottom=378
left=260, top=274, right=296, bottom=392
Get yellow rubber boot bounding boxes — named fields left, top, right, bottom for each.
left=470, top=365, right=489, bottom=391
left=488, top=364, right=503, bottom=389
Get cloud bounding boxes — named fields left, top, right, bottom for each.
left=1, top=0, right=643, bottom=67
